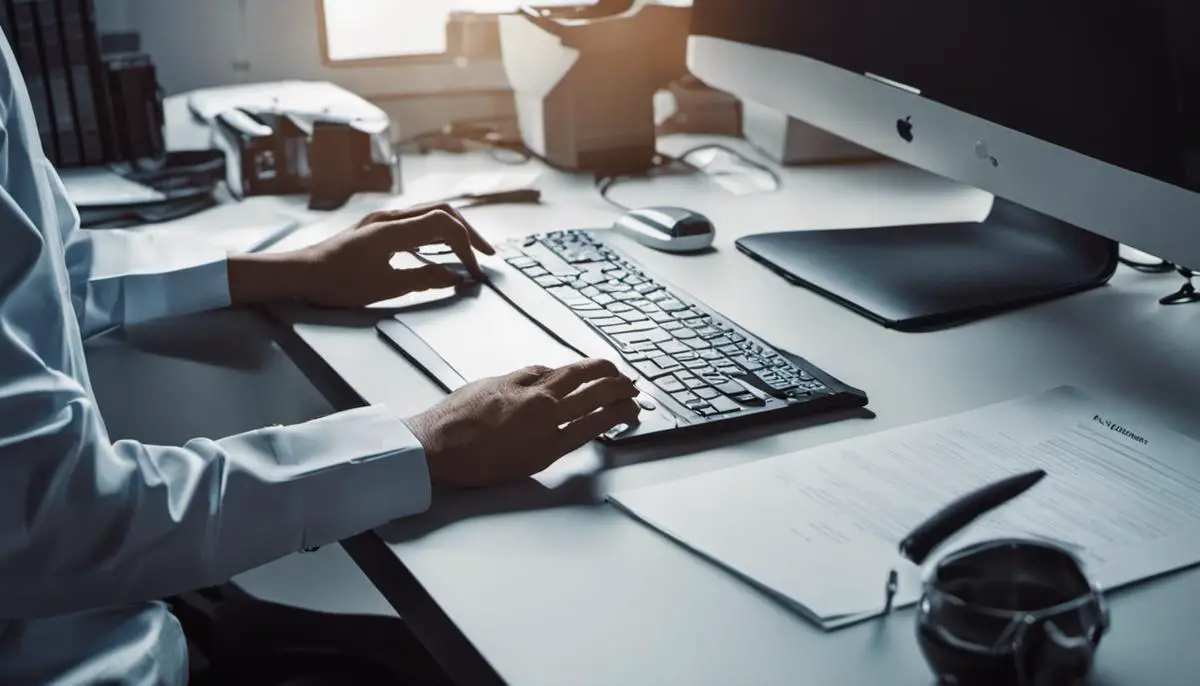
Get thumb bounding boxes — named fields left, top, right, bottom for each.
left=393, top=264, right=467, bottom=293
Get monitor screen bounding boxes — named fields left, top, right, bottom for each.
left=691, top=0, right=1200, bottom=193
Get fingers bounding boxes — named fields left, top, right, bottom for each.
left=376, top=210, right=487, bottom=282
left=361, top=204, right=496, bottom=255
left=556, top=399, right=641, bottom=455
left=555, top=376, right=638, bottom=423
left=390, top=264, right=466, bottom=293
left=510, top=365, right=554, bottom=386
left=540, top=358, right=624, bottom=397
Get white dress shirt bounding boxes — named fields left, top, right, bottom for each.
left=0, top=33, right=432, bottom=685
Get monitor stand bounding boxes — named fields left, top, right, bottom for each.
left=734, top=197, right=1119, bottom=332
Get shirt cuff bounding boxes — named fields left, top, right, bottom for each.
left=122, top=252, right=231, bottom=323
left=265, top=405, right=432, bottom=548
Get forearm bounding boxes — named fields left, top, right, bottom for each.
left=227, top=250, right=315, bottom=306
left=0, top=401, right=431, bottom=620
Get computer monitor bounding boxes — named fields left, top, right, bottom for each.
left=688, top=1, right=1200, bottom=330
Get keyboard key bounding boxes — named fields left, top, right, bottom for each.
left=613, top=329, right=673, bottom=346
left=715, top=381, right=745, bottom=396
left=658, top=340, right=690, bottom=355
left=647, top=291, right=672, bottom=303
left=535, top=275, right=563, bottom=288
left=684, top=338, right=713, bottom=350
left=685, top=378, right=709, bottom=390
left=682, top=359, right=709, bottom=369
left=674, top=351, right=700, bottom=362
left=718, top=344, right=741, bottom=355
left=672, top=328, right=698, bottom=340
left=613, top=291, right=643, bottom=302
left=732, top=392, right=765, bottom=407
left=657, top=377, right=686, bottom=394
left=649, top=311, right=675, bottom=324
left=699, top=350, right=724, bottom=361
left=695, top=327, right=722, bottom=339
left=602, top=320, right=656, bottom=335
left=630, top=341, right=661, bottom=351
left=662, top=321, right=684, bottom=331
left=683, top=318, right=708, bottom=328
left=633, top=300, right=660, bottom=313
left=634, top=283, right=660, bottom=295
left=579, top=270, right=609, bottom=286
left=708, top=396, right=743, bottom=414
left=651, top=356, right=684, bottom=373
left=660, top=299, right=688, bottom=312
left=596, top=281, right=632, bottom=293
left=578, top=309, right=615, bottom=320
left=607, top=303, right=634, bottom=314
left=633, top=360, right=676, bottom=379
left=579, top=286, right=601, bottom=298
left=685, top=399, right=713, bottom=412
left=709, top=336, right=734, bottom=347
left=671, top=390, right=700, bottom=406
left=619, top=310, right=649, bottom=323
left=591, top=317, right=626, bottom=328
left=732, top=356, right=765, bottom=372
left=593, top=294, right=615, bottom=306
left=507, top=256, right=537, bottom=269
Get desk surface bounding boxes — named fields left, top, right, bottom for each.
left=268, top=142, right=1200, bottom=686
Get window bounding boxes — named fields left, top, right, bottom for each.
left=320, top=0, right=598, bottom=63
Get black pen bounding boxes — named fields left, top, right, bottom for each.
left=883, top=469, right=1047, bottom=614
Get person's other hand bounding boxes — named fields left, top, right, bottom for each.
left=302, top=205, right=495, bottom=308
left=227, top=204, right=496, bottom=308
left=404, top=359, right=641, bottom=489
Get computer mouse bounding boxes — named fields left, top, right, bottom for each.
left=612, top=206, right=715, bottom=254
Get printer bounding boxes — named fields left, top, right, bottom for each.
left=189, top=81, right=400, bottom=210
left=499, top=1, right=691, bottom=176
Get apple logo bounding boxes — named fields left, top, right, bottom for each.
left=896, top=116, right=914, bottom=143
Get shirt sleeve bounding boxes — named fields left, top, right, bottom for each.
left=50, top=163, right=234, bottom=338
left=0, top=41, right=433, bottom=621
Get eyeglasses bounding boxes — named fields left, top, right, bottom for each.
left=886, top=470, right=1111, bottom=686
left=918, top=539, right=1110, bottom=686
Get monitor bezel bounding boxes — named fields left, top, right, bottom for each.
left=690, top=35, right=1200, bottom=270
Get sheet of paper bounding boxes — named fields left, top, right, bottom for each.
left=610, top=386, right=1200, bottom=629
left=59, top=167, right=166, bottom=207
left=394, top=170, right=542, bottom=206
left=132, top=197, right=306, bottom=254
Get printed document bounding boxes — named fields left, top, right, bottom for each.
left=610, top=387, right=1200, bottom=629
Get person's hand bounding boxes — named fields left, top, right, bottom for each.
left=227, top=204, right=495, bottom=308
left=404, top=359, right=641, bottom=489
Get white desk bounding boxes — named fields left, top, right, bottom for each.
left=258, top=141, right=1200, bottom=685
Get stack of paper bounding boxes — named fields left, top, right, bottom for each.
left=611, top=387, right=1200, bottom=629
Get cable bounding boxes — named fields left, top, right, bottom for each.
left=596, top=143, right=781, bottom=211
left=1120, top=256, right=1176, bottom=274
left=1161, top=266, right=1200, bottom=305
left=676, top=142, right=783, bottom=191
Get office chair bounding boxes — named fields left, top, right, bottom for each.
left=171, top=583, right=453, bottom=686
